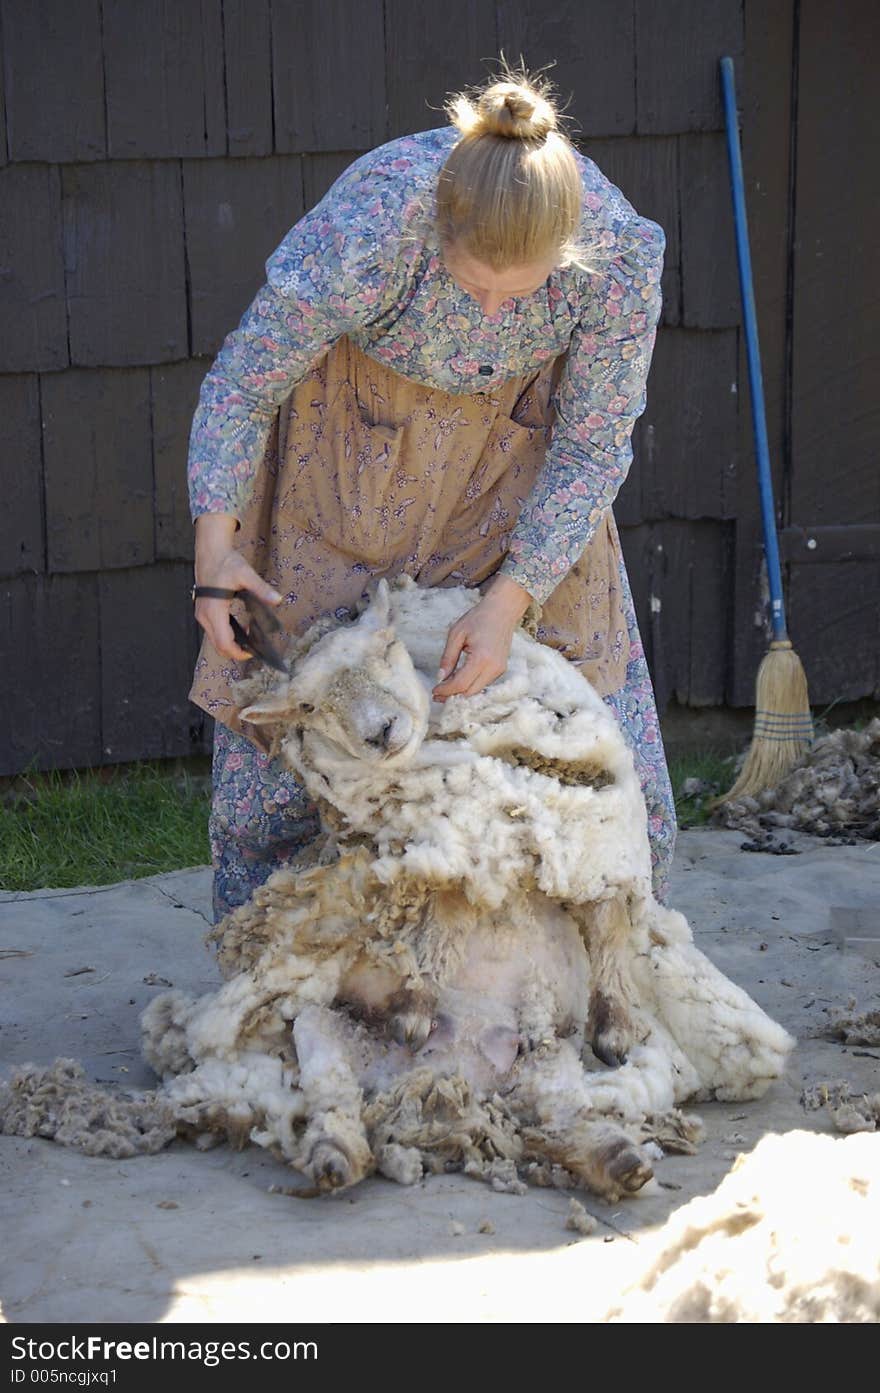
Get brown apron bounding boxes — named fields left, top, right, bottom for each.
left=190, top=335, right=631, bottom=750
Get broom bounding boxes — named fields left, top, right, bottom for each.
left=712, top=55, right=813, bottom=806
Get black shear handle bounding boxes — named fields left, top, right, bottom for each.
left=192, top=586, right=288, bottom=674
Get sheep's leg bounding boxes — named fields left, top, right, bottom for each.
left=388, top=983, right=437, bottom=1050
left=509, top=1040, right=653, bottom=1201
left=292, top=1004, right=373, bottom=1192
left=577, top=892, right=638, bottom=1067
left=531, top=1115, right=654, bottom=1202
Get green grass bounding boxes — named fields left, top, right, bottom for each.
left=1, top=763, right=212, bottom=894
left=2, top=747, right=742, bottom=894
left=668, top=749, right=737, bottom=829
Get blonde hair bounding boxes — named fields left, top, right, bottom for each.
left=436, top=66, right=584, bottom=270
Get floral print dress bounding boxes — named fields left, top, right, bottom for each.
left=187, top=127, right=676, bottom=920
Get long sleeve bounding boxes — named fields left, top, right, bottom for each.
left=499, top=214, right=665, bottom=605
left=187, top=154, right=418, bottom=523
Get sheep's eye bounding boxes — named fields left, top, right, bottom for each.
left=300, top=702, right=315, bottom=714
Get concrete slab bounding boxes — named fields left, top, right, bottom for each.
left=2, top=830, right=879, bottom=1323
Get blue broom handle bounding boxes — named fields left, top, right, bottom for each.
left=720, top=55, right=788, bottom=644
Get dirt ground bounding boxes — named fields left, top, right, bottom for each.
left=1, top=827, right=878, bottom=1324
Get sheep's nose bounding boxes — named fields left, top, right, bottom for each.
left=366, top=718, right=394, bottom=750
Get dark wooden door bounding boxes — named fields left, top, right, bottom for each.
left=734, top=0, right=880, bottom=707
left=783, top=0, right=880, bottom=704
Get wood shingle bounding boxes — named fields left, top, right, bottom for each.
left=62, top=161, right=188, bottom=366
left=1, top=0, right=105, bottom=162
left=42, top=367, right=154, bottom=574
left=0, top=164, right=68, bottom=372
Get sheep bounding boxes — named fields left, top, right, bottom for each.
left=135, top=575, right=792, bottom=1198
left=1, top=576, right=794, bottom=1201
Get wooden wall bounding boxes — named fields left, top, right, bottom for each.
left=1, top=0, right=877, bottom=774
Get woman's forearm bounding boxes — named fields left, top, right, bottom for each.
left=194, top=512, right=241, bottom=581
left=482, top=571, right=533, bottom=621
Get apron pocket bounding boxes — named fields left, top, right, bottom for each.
left=441, top=412, right=550, bottom=555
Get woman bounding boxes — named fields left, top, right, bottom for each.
left=187, top=69, right=676, bottom=924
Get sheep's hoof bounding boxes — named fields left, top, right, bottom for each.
left=604, top=1139, right=653, bottom=1195
left=389, top=1008, right=434, bottom=1050
left=308, top=1141, right=356, bottom=1192
left=591, top=1032, right=628, bottom=1068
left=589, top=990, right=632, bottom=1067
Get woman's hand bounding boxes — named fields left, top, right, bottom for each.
left=193, top=513, right=284, bottom=661
left=432, top=574, right=533, bottom=702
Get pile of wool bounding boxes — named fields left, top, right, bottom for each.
left=0, top=1059, right=175, bottom=1158
left=605, top=1130, right=880, bottom=1322
left=801, top=1079, right=880, bottom=1134
left=819, top=1008, right=880, bottom=1048
left=715, top=718, right=880, bottom=842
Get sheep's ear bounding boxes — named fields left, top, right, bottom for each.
left=239, top=691, right=299, bottom=726
left=359, top=577, right=392, bottom=631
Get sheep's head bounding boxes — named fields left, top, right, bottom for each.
left=238, top=580, right=430, bottom=766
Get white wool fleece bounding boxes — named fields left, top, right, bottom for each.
left=281, top=579, right=653, bottom=908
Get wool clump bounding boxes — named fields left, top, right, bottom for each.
left=604, top=1130, right=880, bottom=1322
left=716, top=719, right=880, bottom=843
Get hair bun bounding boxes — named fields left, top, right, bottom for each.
left=442, top=67, right=559, bottom=142
left=476, top=81, right=556, bottom=140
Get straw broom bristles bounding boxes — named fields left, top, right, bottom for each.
left=710, top=639, right=814, bottom=808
